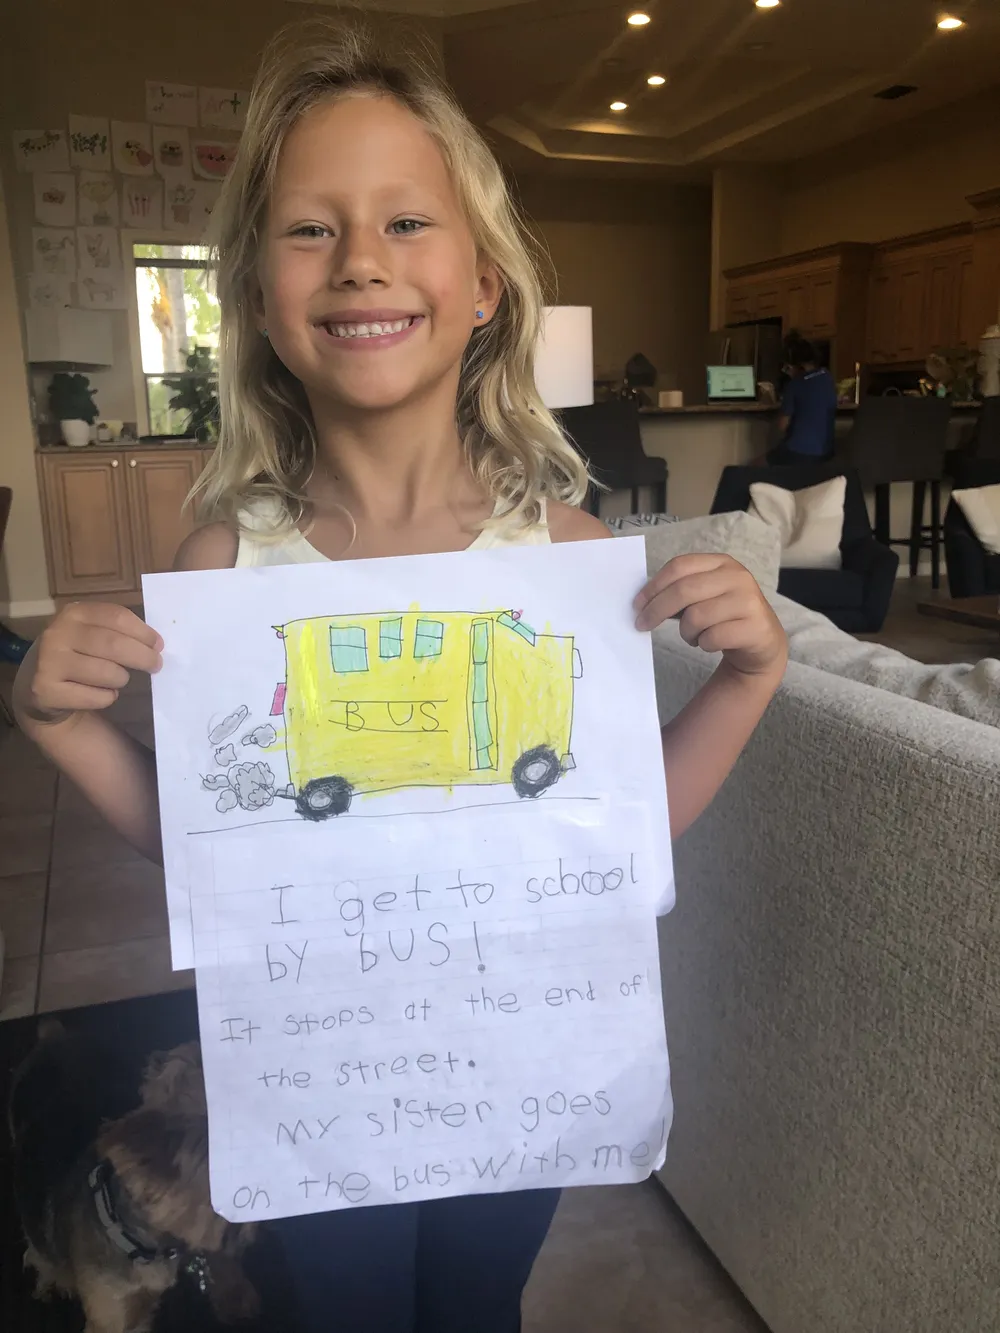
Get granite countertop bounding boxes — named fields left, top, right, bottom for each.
left=640, top=399, right=984, bottom=418
left=37, top=438, right=210, bottom=453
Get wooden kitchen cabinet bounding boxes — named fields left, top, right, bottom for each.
left=126, top=450, right=204, bottom=576
left=37, top=451, right=136, bottom=596
left=865, top=231, right=975, bottom=364
left=38, top=447, right=210, bottom=600
left=723, top=244, right=873, bottom=378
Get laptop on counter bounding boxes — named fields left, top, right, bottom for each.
left=706, top=364, right=757, bottom=404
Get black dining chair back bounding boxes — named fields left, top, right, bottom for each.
left=559, top=402, right=668, bottom=517
left=972, top=396, right=1000, bottom=461
left=842, top=396, right=952, bottom=587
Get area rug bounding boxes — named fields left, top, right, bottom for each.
left=0, top=990, right=295, bottom=1331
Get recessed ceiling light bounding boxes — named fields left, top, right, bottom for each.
left=627, top=12, right=651, bottom=26
left=937, top=14, right=964, bottom=29
left=610, top=100, right=628, bottom=111
left=755, top=0, right=781, bottom=8
left=647, top=74, right=666, bottom=86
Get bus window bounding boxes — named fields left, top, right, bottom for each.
left=414, top=619, right=444, bottom=659
left=379, top=618, right=403, bottom=659
left=330, top=626, right=368, bottom=674
left=498, top=611, right=536, bottom=645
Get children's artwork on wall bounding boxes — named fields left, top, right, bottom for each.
left=28, top=274, right=74, bottom=309
left=12, top=129, right=70, bottom=173
left=198, top=87, right=249, bottom=130
left=68, top=115, right=111, bottom=169
left=193, top=182, right=222, bottom=233
left=33, top=173, right=76, bottom=228
left=192, top=139, right=238, bottom=180
left=146, top=80, right=198, bottom=126
left=77, top=226, right=122, bottom=276
left=143, top=541, right=675, bottom=1222
left=32, top=227, right=76, bottom=276
left=77, top=273, right=127, bottom=310
left=152, top=124, right=190, bottom=175
left=112, top=121, right=154, bottom=176
left=163, top=176, right=198, bottom=233
left=122, top=179, right=163, bottom=230
left=78, top=172, right=119, bottom=227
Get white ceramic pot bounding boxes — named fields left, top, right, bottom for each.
left=61, top=418, right=92, bottom=448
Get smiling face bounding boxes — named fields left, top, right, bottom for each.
left=256, top=93, right=501, bottom=416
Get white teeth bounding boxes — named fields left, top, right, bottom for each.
left=327, top=318, right=412, bottom=339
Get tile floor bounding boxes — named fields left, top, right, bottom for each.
left=0, top=575, right=996, bottom=1330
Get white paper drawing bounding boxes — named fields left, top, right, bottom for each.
left=33, top=173, right=76, bottom=228
left=163, top=175, right=198, bottom=233
left=192, top=139, right=238, bottom=180
left=68, top=115, right=111, bottom=169
left=198, top=86, right=249, bottom=130
left=143, top=540, right=674, bottom=1220
left=77, top=226, right=122, bottom=276
left=122, top=179, right=163, bottom=230
left=28, top=274, right=73, bottom=309
left=146, top=80, right=198, bottom=127
left=78, top=172, right=119, bottom=227
left=12, top=129, right=70, bottom=173
left=112, top=121, right=154, bottom=176
left=77, top=273, right=126, bottom=310
left=153, top=124, right=190, bottom=175
left=32, top=228, right=76, bottom=276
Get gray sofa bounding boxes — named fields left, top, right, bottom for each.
left=626, top=516, right=1000, bottom=1332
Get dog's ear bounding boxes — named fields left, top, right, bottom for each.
left=141, top=1043, right=206, bottom=1116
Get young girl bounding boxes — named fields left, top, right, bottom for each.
left=14, top=21, right=786, bottom=1332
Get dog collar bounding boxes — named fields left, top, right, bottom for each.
left=88, top=1161, right=178, bottom=1265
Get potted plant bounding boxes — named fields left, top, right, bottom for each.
left=162, top=346, right=220, bottom=442
left=48, top=372, right=99, bottom=448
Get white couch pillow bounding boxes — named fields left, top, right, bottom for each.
left=747, top=476, right=846, bottom=570
left=951, top=483, right=1000, bottom=555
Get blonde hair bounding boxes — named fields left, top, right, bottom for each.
left=195, top=18, right=590, bottom=533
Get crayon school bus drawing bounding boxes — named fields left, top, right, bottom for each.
left=270, top=610, right=583, bottom=820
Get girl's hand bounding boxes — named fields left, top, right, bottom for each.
left=14, top=602, right=163, bottom=726
left=633, top=553, right=787, bottom=679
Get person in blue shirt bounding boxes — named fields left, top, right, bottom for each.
left=767, top=335, right=838, bottom=465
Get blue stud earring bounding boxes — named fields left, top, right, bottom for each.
left=261, top=327, right=269, bottom=339
left=476, top=310, right=484, bottom=320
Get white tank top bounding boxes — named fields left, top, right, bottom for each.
left=235, top=496, right=551, bottom=567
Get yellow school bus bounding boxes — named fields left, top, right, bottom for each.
left=271, top=610, right=581, bottom=819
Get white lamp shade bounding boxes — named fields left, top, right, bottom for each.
left=534, top=306, right=594, bottom=410
left=25, top=308, right=113, bottom=368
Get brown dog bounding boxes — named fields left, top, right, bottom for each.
left=8, top=1023, right=258, bottom=1333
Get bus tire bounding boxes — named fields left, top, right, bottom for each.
left=512, top=746, right=561, bottom=799
left=295, top=776, right=353, bottom=820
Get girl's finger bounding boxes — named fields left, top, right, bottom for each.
left=73, top=625, right=163, bottom=674
left=633, top=554, right=729, bottom=612
left=636, top=571, right=747, bottom=629
left=60, top=652, right=131, bottom=691
left=677, top=593, right=751, bottom=646
left=36, top=682, right=121, bottom=713
left=67, top=601, right=164, bottom=651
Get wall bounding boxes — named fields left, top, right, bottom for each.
left=710, top=166, right=785, bottom=329
left=516, top=178, right=713, bottom=402
left=781, top=87, right=1000, bottom=252
left=0, top=173, right=51, bottom=616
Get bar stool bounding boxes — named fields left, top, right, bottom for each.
left=843, top=397, right=952, bottom=589
left=559, top=401, right=668, bottom=518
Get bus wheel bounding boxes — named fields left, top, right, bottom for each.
left=512, top=747, right=561, bottom=799
left=295, top=776, right=353, bottom=821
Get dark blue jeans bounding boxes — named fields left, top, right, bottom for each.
left=277, top=1188, right=561, bottom=1333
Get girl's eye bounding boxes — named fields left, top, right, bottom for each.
left=291, top=224, right=329, bottom=240
left=390, top=218, right=426, bottom=236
